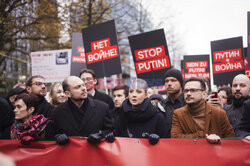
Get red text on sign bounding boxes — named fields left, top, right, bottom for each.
left=135, top=46, right=165, bottom=61
left=135, top=57, right=170, bottom=74
left=213, top=48, right=242, bottom=62
left=86, top=38, right=119, bottom=64
left=212, top=60, right=244, bottom=73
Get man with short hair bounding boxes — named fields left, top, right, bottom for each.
left=224, top=74, right=250, bottom=131
left=111, top=85, right=128, bottom=122
left=171, top=77, right=235, bottom=143
left=26, top=75, right=54, bottom=118
left=79, top=69, right=114, bottom=110
left=158, top=68, right=186, bottom=138
left=53, top=76, right=113, bottom=137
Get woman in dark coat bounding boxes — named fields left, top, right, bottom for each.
left=10, top=93, right=58, bottom=144
left=114, top=79, right=167, bottom=144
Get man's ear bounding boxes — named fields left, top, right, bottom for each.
left=26, top=86, right=32, bottom=93
left=93, top=78, right=97, bottom=85
left=28, top=107, right=35, bottom=115
left=65, top=91, right=71, bottom=98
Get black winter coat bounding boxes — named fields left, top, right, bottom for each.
left=36, top=98, right=55, bottom=119
left=114, top=98, right=168, bottom=138
left=53, top=97, right=113, bottom=137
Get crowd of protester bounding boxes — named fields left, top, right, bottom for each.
left=0, top=67, right=250, bottom=146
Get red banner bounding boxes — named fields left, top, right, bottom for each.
left=0, top=137, right=250, bottom=166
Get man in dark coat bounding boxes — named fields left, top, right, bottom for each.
left=235, top=99, right=250, bottom=139
left=0, top=97, right=14, bottom=138
left=26, top=75, right=54, bottom=118
left=79, top=69, right=114, bottom=110
left=158, top=68, right=186, bottom=138
left=111, top=85, right=128, bottom=123
left=224, top=74, right=250, bottom=131
left=53, top=76, right=113, bottom=136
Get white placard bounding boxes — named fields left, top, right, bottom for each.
left=31, top=49, right=71, bottom=83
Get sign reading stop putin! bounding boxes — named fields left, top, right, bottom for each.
left=82, top=20, right=122, bottom=78
left=211, top=37, right=245, bottom=85
left=129, top=29, right=171, bottom=87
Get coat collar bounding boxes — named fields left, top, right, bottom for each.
left=183, top=101, right=212, bottom=133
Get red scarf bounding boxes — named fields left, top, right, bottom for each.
left=10, top=114, right=50, bottom=140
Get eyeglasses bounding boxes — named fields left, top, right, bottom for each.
left=32, top=82, right=47, bottom=86
left=183, top=88, right=204, bottom=93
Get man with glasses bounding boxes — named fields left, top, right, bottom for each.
left=26, top=75, right=54, bottom=118
left=171, top=77, right=234, bottom=143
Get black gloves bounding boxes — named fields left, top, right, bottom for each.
left=87, top=132, right=103, bottom=144
left=21, top=136, right=35, bottom=145
left=87, top=131, right=115, bottom=144
left=148, top=134, right=160, bottom=145
left=142, top=133, right=160, bottom=145
left=55, top=134, right=69, bottom=145
left=104, top=132, right=115, bottom=143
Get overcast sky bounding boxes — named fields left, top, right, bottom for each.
left=143, top=0, right=249, bottom=55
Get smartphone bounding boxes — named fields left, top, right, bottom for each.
left=212, top=92, right=218, bottom=98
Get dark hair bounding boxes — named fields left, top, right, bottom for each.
left=15, top=93, right=39, bottom=111
left=184, top=77, right=206, bottom=90
left=113, top=85, right=129, bottom=97
left=26, top=75, right=45, bottom=87
left=218, top=86, right=233, bottom=104
left=62, top=77, right=70, bottom=91
left=198, top=76, right=210, bottom=92
left=79, top=69, right=96, bottom=78
left=7, top=86, right=27, bottom=98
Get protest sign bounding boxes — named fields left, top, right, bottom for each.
left=81, top=20, right=122, bottom=78
left=243, top=48, right=250, bottom=79
left=183, top=55, right=210, bottom=80
left=31, top=49, right=71, bottom=83
left=248, top=12, right=250, bottom=68
left=128, top=29, right=171, bottom=87
left=70, top=32, right=86, bottom=76
left=211, top=37, right=244, bottom=85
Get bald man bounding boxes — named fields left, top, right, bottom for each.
left=52, top=76, right=113, bottom=137
left=224, top=74, right=250, bottom=131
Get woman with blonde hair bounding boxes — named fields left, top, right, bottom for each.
left=114, top=78, right=167, bottom=145
left=49, top=83, right=67, bottom=107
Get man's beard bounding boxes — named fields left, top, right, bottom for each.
left=233, top=96, right=248, bottom=107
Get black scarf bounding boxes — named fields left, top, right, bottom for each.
left=119, top=98, right=156, bottom=129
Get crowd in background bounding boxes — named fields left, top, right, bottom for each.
left=0, top=67, right=250, bottom=146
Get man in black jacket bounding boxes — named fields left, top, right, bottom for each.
left=236, top=99, right=250, bottom=139
left=53, top=76, right=113, bottom=137
left=26, top=75, right=54, bottom=118
left=158, top=68, right=186, bottom=138
left=0, top=97, right=14, bottom=138
left=224, top=74, right=250, bottom=131
left=79, top=69, right=114, bottom=110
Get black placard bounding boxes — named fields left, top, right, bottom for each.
left=211, top=37, right=244, bottom=86
left=183, top=55, right=211, bottom=89
left=248, top=12, right=250, bottom=68
left=70, top=32, right=86, bottom=76
left=81, top=20, right=122, bottom=78
left=128, top=29, right=171, bottom=87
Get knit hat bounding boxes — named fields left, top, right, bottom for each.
left=163, top=68, right=184, bottom=88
